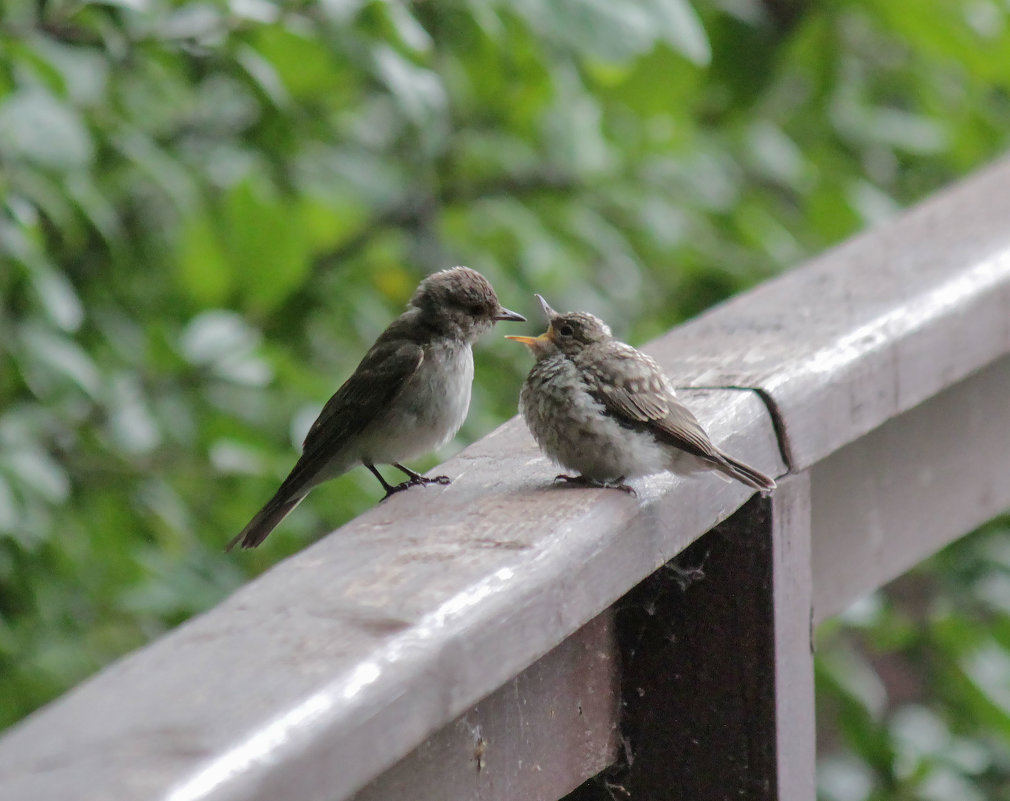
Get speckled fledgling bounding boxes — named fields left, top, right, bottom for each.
left=227, top=267, right=525, bottom=550
left=507, top=295, right=776, bottom=496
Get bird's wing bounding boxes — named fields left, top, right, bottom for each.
left=647, top=402, right=723, bottom=461
left=270, top=339, right=424, bottom=504
left=581, top=343, right=721, bottom=462
left=227, top=340, right=424, bottom=551
left=303, top=339, right=425, bottom=454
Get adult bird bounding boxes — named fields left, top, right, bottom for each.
left=227, top=267, right=525, bottom=550
left=507, top=295, right=775, bottom=495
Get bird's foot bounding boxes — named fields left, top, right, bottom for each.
left=379, top=464, right=452, bottom=500
left=403, top=472, right=452, bottom=488
left=553, top=474, right=637, bottom=496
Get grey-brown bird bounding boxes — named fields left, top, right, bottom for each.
left=506, top=295, right=776, bottom=495
left=227, top=267, right=525, bottom=550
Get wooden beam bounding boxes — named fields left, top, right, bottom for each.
left=811, top=354, right=1010, bottom=623
left=0, top=392, right=782, bottom=801
left=351, top=611, right=620, bottom=801
left=650, top=157, right=1010, bottom=471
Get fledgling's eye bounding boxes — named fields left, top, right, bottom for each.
left=558, top=324, right=575, bottom=337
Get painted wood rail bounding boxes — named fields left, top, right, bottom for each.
left=2, top=156, right=1010, bottom=801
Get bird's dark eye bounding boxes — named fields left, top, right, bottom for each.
left=558, top=324, right=574, bottom=337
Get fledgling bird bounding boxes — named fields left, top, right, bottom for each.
left=506, top=295, right=776, bottom=495
left=227, top=267, right=525, bottom=550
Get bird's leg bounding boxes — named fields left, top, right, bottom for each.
left=393, top=463, right=452, bottom=488
left=553, top=474, right=637, bottom=496
left=367, top=464, right=451, bottom=501
left=365, top=463, right=406, bottom=500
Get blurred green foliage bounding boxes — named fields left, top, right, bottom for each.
left=818, top=516, right=1010, bottom=801
left=1, top=0, right=1010, bottom=793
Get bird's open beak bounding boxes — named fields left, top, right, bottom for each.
left=505, top=332, right=551, bottom=348
left=505, top=294, right=557, bottom=349
left=534, top=294, right=557, bottom=321
left=494, top=307, right=526, bottom=322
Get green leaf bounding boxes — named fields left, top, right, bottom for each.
left=643, top=0, right=710, bottom=66
left=1, top=447, right=70, bottom=505
left=220, top=177, right=311, bottom=312
left=0, top=89, right=93, bottom=170
left=509, top=0, right=709, bottom=65
left=372, top=44, right=448, bottom=124
left=177, top=213, right=233, bottom=306
left=251, top=24, right=344, bottom=101
left=29, top=263, right=84, bottom=333
left=18, top=323, right=101, bottom=399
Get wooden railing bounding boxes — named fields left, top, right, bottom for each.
left=2, top=158, right=1010, bottom=801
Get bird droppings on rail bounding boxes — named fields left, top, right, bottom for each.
left=473, top=734, right=487, bottom=772
left=332, top=612, right=413, bottom=637
left=470, top=537, right=533, bottom=551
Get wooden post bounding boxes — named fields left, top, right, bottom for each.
left=568, top=474, right=813, bottom=801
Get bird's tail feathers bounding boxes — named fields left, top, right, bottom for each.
left=715, top=453, right=777, bottom=493
left=226, top=493, right=306, bottom=551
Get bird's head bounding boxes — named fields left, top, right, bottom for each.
left=411, top=266, right=525, bottom=341
left=506, top=295, right=612, bottom=359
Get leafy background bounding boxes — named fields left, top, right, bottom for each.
left=2, top=0, right=1010, bottom=796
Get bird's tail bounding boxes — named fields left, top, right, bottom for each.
left=715, top=452, right=777, bottom=493
left=226, top=493, right=306, bottom=551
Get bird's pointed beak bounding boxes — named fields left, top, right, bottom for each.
left=494, top=306, right=526, bottom=323
left=534, top=294, right=557, bottom=321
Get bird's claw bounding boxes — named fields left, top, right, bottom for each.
left=406, top=473, right=451, bottom=488
left=382, top=473, right=452, bottom=500
left=553, top=474, right=637, bottom=496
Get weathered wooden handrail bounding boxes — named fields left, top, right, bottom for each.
left=2, top=156, right=1010, bottom=801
